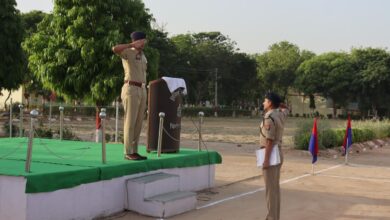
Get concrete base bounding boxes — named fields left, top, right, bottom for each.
left=0, top=165, right=215, bottom=220
left=126, top=173, right=197, bottom=218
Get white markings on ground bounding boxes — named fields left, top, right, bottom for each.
left=197, top=164, right=343, bottom=210
left=348, top=163, right=390, bottom=170
left=318, top=174, right=390, bottom=183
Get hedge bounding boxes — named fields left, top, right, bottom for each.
left=40, top=106, right=252, bottom=118
left=294, top=126, right=390, bottom=150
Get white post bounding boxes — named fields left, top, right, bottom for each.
left=311, top=164, right=315, bottom=175
left=19, top=104, right=24, bottom=137
left=25, top=109, right=39, bottom=172
left=96, top=108, right=105, bottom=143
left=59, top=106, right=64, bottom=140
left=198, top=111, right=204, bottom=151
left=115, top=100, right=119, bottom=143
left=157, top=112, right=165, bottom=157
left=345, top=139, right=349, bottom=165
left=9, top=98, right=13, bottom=137
left=100, top=109, right=107, bottom=164
left=214, top=68, right=218, bottom=117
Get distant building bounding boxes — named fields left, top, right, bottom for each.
left=0, top=86, right=46, bottom=110
left=287, top=90, right=359, bottom=117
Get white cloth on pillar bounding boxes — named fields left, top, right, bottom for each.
left=162, top=76, right=187, bottom=95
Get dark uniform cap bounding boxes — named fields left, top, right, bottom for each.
left=265, top=92, right=282, bottom=108
left=131, top=31, right=146, bottom=41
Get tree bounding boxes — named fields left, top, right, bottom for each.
left=21, top=10, right=48, bottom=107
left=295, top=52, right=355, bottom=117
left=256, top=41, right=314, bottom=100
left=350, top=48, right=390, bottom=117
left=221, top=53, right=258, bottom=106
left=0, top=0, right=25, bottom=107
left=147, top=29, right=178, bottom=78
left=170, top=32, right=258, bottom=107
left=309, top=94, right=316, bottom=111
left=24, top=0, right=153, bottom=141
left=24, top=0, right=153, bottom=105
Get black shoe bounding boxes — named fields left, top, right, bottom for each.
left=134, top=153, right=147, bottom=160
left=124, top=154, right=143, bottom=160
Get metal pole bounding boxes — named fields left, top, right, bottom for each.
left=115, top=100, right=119, bottom=143
left=157, top=112, right=165, bottom=157
left=49, top=100, right=52, bottom=129
left=198, top=111, right=204, bottom=151
left=9, top=98, right=13, bottom=137
left=311, top=164, right=315, bottom=176
left=19, top=104, right=24, bottom=137
left=100, top=109, right=107, bottom=164
left=25, top=109, right=39, bottom=172
left=59, top=106, right=64, bottom=140
left=345, top=139, right=349, bottom=165
left=214, top=68, right=218, bottom=117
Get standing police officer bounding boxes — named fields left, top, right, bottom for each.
left=260, top=92, right=289, bottom=220
left=112, top=31, right=148, bottom=160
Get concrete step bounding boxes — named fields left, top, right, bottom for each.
left=127, top=172, right=180, bottom=198
left=143, top=191, right=197, bottom=218
left=126, top=173, right=180, bottom=212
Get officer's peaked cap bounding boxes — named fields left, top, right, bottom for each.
left=131, top=31, right=146, bottom=41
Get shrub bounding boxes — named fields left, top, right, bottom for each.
left=294, top=119, right=316, bottom=150
left=35, top=127, right=53, bottom=138
left=294, top=119, right=390, bottom=150
left=334, top=129, right=345, bottom=145
left=2, top=121, right=19, bottom=137
left=181, top=107, right=251, bottom=117
left=294, top=132, right=311, bottom=150
left=62, top=127, right=80, bottom=141
left=181, top=107, right=214, bottom=117
left=320, top=129, right=338, bottom=148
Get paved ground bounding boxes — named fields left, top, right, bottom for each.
left=105, top=138, right=390, bottom=220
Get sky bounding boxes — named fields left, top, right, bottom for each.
left=15, top=0, right=390, bottom=54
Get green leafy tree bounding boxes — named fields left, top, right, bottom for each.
left=295, top=52, right=355, bottom=117
left=350, top=48, right=390, bottom=117
left=0, top=0, right=25, bottom=106
left=21, top=10, right=49, bottom=106
left=256, top=41, right=314, bottom=100
left=221, top=53, right=258, bottom=107
left=170, top=32, right=257, bottom=107
left=147, top=29, right=178, bottom=78
left=24, top=0, right=153, bottom=111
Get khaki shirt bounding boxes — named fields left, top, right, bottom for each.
left=120, top=48, right=147, bottom=82
left=259, top=108, right=289, bottom=147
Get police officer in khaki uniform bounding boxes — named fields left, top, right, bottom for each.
left=112, top=31, right=148, bottom=160
left=260, top=92, right=289, bottom=220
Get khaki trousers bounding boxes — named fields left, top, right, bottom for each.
left=121, top=84, right=147, bottom=155
left=263, top=148, right=283, bottom=220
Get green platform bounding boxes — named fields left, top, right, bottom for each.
left=0, top=138, right=222, bottom=193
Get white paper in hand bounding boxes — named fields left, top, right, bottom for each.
left=256, top=145, right=281, bottom=167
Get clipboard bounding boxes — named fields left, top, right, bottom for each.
left=256, top=145, right=281, bottom=167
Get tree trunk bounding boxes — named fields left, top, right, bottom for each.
left=4, top=90, right=11, bottom=110
left=333, top=102, right=337, bottom=118
left=372, top=104, right=378, bottom=119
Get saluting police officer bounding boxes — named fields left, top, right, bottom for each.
left=260, top=92, right=289, bottom=220
left=112, top=31, right=148, bottom=160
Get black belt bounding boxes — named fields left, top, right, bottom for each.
left=124, top=80, right=146, bottom=88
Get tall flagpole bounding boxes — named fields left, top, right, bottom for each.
left=312, top=164, right=315, bottom=175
